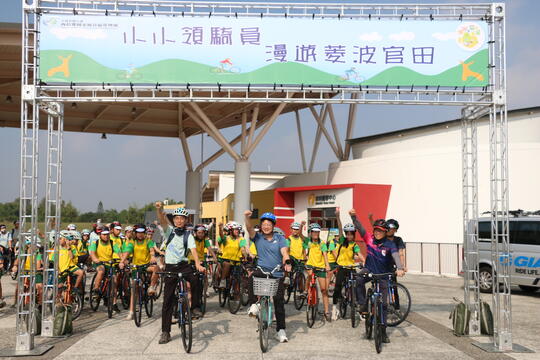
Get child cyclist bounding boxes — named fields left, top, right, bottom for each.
left=330, top=208, right=364, bottom=320
left=304, top=223, right=332, bottom=321
left=349, top=209, right=404, bottom=343
left=216, top=222, right=247, bottom=289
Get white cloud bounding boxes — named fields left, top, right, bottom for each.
left=432, top=32, right=457, bottom=41
left=358, top=32, right=383, bottom=42
left=388, top=32, right=415, bottom=41
left=50, top=27, right=108, bottom=40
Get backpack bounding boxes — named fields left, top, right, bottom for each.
left=449, top=297, right=470, bottom=336
left=53, top=304, right=73, bottom=336
left=480, top=300, right=494, bottom=335
left=166, top=228, right=190, bottom=258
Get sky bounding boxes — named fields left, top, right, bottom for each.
left=1, top=0, right=539, bottom=212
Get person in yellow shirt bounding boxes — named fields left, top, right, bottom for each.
left=11, top=239, right=44, bottom=306
left=57, top=231, right=85, bottom=291
left=88, top=227, right=123, bottom=313
left=330, top=217, right=365, bottom=321
left=305, top=223, right=331, bottom=321
left=122, top=224, right=158, bottom=320
left=189, top=224, right=217, bottom=266
left=217, top=222, right=247, bottom=288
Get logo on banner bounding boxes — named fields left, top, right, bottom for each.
left=456, top=23, right=484, bottom=51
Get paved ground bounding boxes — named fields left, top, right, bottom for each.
left=0, top=274, right=538, bottom=359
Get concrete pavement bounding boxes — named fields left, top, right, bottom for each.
left=0, top=274, right=537, bottom=359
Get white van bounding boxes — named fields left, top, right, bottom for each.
left=475, top=216, right=540, bottom=293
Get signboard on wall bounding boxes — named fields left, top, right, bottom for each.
left=39, top=14, right=488, bottom=87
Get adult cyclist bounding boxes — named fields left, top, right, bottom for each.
left=245, top=210, right=292, bottom=343
left=155, top=202, right=205, bottom=345
left=349, top=209, right=404, bottom=343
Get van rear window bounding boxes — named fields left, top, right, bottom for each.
left=515, top=222, right=540, bottom=245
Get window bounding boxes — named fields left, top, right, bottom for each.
left=477, top=220, right=520, bottom=243
left=514, top=221, right=540, bottom=246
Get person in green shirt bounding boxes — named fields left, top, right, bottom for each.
left=88, top=227, right=123, bottom=313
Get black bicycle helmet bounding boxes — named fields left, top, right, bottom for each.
left=386, top=219, right=399, bottom=230
left=373, top=219, right=389, bottom=232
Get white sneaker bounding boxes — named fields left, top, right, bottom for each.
left=125, top=312, right=133, bottom=320
left=331, top=305, right=340, bottom=321
left=283, top=276, right=290, bottom=286
left=275, top=329, right=288, bottom=343
left=247, top=303, right=259, bottom=317
left=219, top=280, right=226, bottom=289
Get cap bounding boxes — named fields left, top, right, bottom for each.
left=113, top=225, right=122, bottom=230
left=125, top=226, right=133, bottom=232
left=135, top=227, right=146, bottom=233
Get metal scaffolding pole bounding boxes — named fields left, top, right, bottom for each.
left=461, top=106, right=480, bottom=336
left=41, top=103, right=64, bottom=337
left=14, top=2, right=39, bottom=353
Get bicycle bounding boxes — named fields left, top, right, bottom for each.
left=227, top=261, right=245, bottom=314
left=363, top=272, right=394, bottom=354
left=241, top=259, right=255, bottom=307
left=337, top=264, right=363, bottom=328
left=116, top=265, right=131, bottom=310
left=305, top=266, right=325, bottom=328
left=130, top=264, right=154, bottom=327
left=89, top=260, right=120, bottom=319
left=285, top=261, right=306, bottom=310
left=159, top=271, right=193, bottom=353
left=58, top=269, right=84, bottom=320
left=252, top=264, right=282, bottom=353
left=386, top=276, right=411, bottom=327
left=196, top=267, right=208, bottom=317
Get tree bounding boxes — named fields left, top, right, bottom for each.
left=61, top=201, right=79, bottom=222
left=97, top=201, right=104, bottom=215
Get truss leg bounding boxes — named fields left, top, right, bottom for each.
left=185, top=170, right=202, bottom=225
left=461, top=106, right=481, bottom=336
left=41, top=103, right=64, bottom=337
left=233, top=160, right=251, bottom=223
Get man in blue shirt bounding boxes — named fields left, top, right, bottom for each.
left=244, top=210, right=292, bottom=343
left=349, top=209, right=404, bottom=344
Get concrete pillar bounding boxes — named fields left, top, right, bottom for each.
left=233, top=159, right=251, bottom=223
left=185, top=170, right=202, bottom=224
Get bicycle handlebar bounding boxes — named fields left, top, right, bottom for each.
left=256, top=264, right=283, bottom=277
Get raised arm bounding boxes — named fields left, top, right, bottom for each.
left=155, top=201, right=170, bottom=230
left=244, top=210, right=255, bottom=240
left=349, top=209, right=366, bottom=237
left=335, top=207, right=343, bottom=238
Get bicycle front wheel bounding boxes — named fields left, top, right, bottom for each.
left=134, top=282, right=142, bottom=327
left=179, top=295, right=193, bottom=353
left=258, top=297, right=270, bottom=353
left=365, top=290, right=373, bottom=339
left=200, top=275, right=208, bottom=316
left=106, top=279, right=113, bottom=319
left=155, top=274, right=163, bottom=299
left=339, top=286, right=348, bottom=319
left=121, top=273, right=131, bottom=309
left=374, top=298, right=383, bottom=354
left=350, top=285, right=359, bottom=328
left=89, top=273, right=101, bottom=311
left=240, top=275, right=249, bottom=307
left=145, top=290, right=154, bottom=318
left=228, top=275, right=242, bottom=314
left=72, top=291, right=83, bottom=320
left=293, top=272, right=306, bottom=310
left=386, top=282, right=411, bottom=327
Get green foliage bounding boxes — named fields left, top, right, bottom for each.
left=0, top=198, right=183, bottom=226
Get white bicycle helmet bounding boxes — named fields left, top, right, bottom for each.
left=290, top=222, right=301, bottom=230
left=67, top=223, right=77, bottom=230
left=172, top=207, right=189, bottom=217
left=343, top=223, right=356, bottom=233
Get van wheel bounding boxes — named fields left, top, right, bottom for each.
left=479, top=266, right=493, bottom=293
left=518, top=285, right=539, bottom=293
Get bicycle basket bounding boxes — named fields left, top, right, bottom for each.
left=253, top=277, right=280, bottom=297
